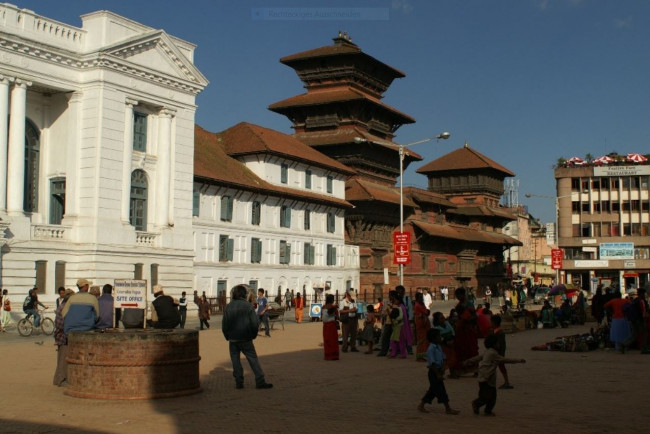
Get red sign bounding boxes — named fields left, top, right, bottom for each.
left=393, top=231, right=411, bottom=265
left=551, top=249, right=563, bottom=270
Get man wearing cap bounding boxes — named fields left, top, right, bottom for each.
left=149, top=285, right=180, bottom=329
left=339, top=289, right=359, bottom=353
left=62, top=279, right=99, bottom=334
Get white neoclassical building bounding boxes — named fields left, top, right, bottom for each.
left=0, top=4, right=208, bottom=303
left=193, top=123, right=360, bottom=304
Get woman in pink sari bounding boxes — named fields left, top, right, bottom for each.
left=414, top=292, right=431, bottom=361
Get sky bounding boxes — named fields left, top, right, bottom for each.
left=13, top=0, right=650, bottom=224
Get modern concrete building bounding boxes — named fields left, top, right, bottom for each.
left=554, top=158, right=650, bottom=291
left=0, top=4, right=207, bottom=302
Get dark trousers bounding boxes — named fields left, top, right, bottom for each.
left=114, top=308, right=121, bottom=328
left=421, top=367, right=449, bottom=404
left=625, top=319, right=648, bottom=351
left=473, top=381, right=497, bottom=414
left=200, top=318, right=210, bottom=329
left=341, top=318, right=358, bottom=351
left=378, top=323, right=393, bottom=356
left=259, top=313, right=270, bottom=335
left=229, top=340, right=266, bottom=386
left=179, top=309, right=187, bottom=329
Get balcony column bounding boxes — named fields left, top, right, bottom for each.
left=121, top=98, right=138, bottom=223
left=155, top=108, right=174, bottom=227
left=6, top=79, right=31, bottom=214
left=0, top=75, right=13, bottom=213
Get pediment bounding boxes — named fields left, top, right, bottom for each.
left=103, top=31, right=208, bottom=86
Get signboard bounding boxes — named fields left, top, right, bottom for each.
left=393, top=231, right=411, bottom=265
left=594, top=165, right=650, bottom=177
left=574, top=260, right=609, bottom=268
left=624, top=260, right=636, bottom=269
left=309, top=303, right=322, bottom=318
left=599, top=242, right=634, bottom=260
left=114, top=279, right=147, bottom=309
left=545, top=223, right=555, bottom=246
left=551, top=249, right=563, bottom=270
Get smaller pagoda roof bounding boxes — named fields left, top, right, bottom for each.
left=448, top=205, right=517, bottom=220
left=411, top=220, right=522, bottom=246
left=280, top=35, right=406, bottom=79
left=417, top=143, right=515, bottom=177
left=346, top=178, right=416, bottom=207
left=218, top=122, right=355, bottom=176
left=268, top=88, right=416, bottom=124
left=403, top=187, right=455, bottom=208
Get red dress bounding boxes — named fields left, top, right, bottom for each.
left=452, top=303, right=479, bottom=372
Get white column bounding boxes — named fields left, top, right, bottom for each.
left=121, top=98, right=138, bottom=223
left=155, top=108, right=173, bottom=227
left=6, top=79, right=31, bottom=214
left=63, top=91, right=83, bottom=220
left=0, top=75, right=12, bottom=213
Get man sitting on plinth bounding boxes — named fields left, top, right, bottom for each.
left=149, top=285, right=181, bottom=329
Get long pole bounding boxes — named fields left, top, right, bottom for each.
left=555, top=197, right=560, bottom=285
left=399, top=145, right=404, bottom=286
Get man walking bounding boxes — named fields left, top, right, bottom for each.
left=222, top=284, right=273, bottom=390
left=178, top=291, right=188, bottom=329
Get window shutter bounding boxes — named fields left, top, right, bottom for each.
left=221, top=197, right=228, bottom=221
left=280, top=240, right=286, bottom=264
left=304, top=210, right=310, bottom=230
left=286, top=242, right=291, bottom=264
left=227, top=238, right=234, bottom=262
left=219, top=235, right=227, bottom=262
left=310, top=245, right=315, bottom=265
left=252, top=201, right=261, bottom=225
left=327, top=212, right=335, bottom=233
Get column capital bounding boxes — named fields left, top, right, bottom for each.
left=0, top=75, right=15, bottom=85
left=159, top=107, right=176, bottom=118
left=13, top=79, right=32, bottom=88
left=125, top=97, right=139, bottom=107
left=66, top=91, right=84, bottom=104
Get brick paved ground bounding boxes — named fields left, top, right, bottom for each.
left=1, top=302, right=648, bottom=433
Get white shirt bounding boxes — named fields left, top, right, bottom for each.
left=339, top=298, right=357, bottom=318
left=423, top=293, right=432, bottom=309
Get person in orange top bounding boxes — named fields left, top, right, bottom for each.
left=603, top=289, right=631, bottom=353
left=294, top=292, right=304, bottom=323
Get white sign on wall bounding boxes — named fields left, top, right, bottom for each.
left=114, top=279, right=148, bottom=309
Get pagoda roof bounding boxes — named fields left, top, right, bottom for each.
left=417, top=143, right=515, bottom=177
left=217, top=122, right=355, bottom=176
left=268, top=87, right=416, bottom=124
left=448, top=205, right=517, bottom=220
left=280, top=37, right=406, bottom=79
left=403, top=187, right=455, bottom=208
left=194, top=125, right=352, bottom=208
left=295, top=127, right=422, bottom=162
left=345, top=177, right=416, bottom=207
left=411, top=220, right=522, bottom=246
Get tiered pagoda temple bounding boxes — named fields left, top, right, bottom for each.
left=271, top=34, right=521, bottom=298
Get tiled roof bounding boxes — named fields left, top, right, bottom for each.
left=411, top=220, right=522, bottom=246
left=194, top=125, right=352, bottom=208
left=417, top=143, right=515, bottom=176
left=449, top=205, right=517, bottom=220
left=268, top=88, right=416, bottom=124
left=280, top=39, right=406, bottom=78
left=295, top=127, right=423, bottom=161
left=403, top=187, right=455, bottom=208
left=345, top=178, right=416, bottom=207
left=217, top=122, right=355, bottom=175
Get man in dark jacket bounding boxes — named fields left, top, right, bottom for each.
left=222, top=284, right=272, bottom=390
left=150, top=285, right=180, bottom=329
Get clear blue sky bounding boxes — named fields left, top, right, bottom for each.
left=15, top=0, right=650, bottom=224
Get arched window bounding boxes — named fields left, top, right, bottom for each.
left=129, top=169, right=148, bottom=230
left=24, top=119, right=40, bottom=212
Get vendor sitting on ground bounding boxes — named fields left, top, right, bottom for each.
left=149, top=285, right=181, bottom=329
left=540, top=300, right=556, bottom=328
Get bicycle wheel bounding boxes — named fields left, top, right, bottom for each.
left=17, top=319, right=33, bottom=337
left=41, top=317, right=55, bottom=335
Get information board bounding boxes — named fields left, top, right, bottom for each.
left=114, top=279, right=148, bottom=309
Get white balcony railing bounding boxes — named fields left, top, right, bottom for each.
left=136, top=231, right=158, bottom=247
left=33, top=225, right=68, bottom=240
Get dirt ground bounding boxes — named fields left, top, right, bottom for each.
left=1, top=305, right=649, bottom=434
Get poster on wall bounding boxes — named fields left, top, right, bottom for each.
left=599, top=242, right=634, bottom=260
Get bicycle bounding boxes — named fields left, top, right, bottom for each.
left=17, top=308, right=54, bottom=337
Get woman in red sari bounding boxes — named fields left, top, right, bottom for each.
left=450, top=288, right=478, bottom=378
left=322, top=294, right=339, bottom=360
left=414, top=292, right=431, bottom=361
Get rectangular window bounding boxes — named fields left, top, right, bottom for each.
left=150, top=264, right=159, bottom=293
left=572, top=201, right=580, bottom=213
left=593, top=202, right=601, bottom=213
left=612, top=202, right=620, bottom=212
left=581, top=202, right=589, bottom=213
left=134, top=263, right=143, bottom=280
left=251, top=201, right=261, bottom=226
left=251, top=237, right=262, bottom=263
left=436, top=260, right=445, bottom=274
left=592, top=179, right=600, bottom=190
left=612, top=179, right=620, bottom=189
left=623, top=223, right=631, bottom=236
left=326, top=211, right=335, bottom=233
left=631, top=200, right=640, bottom=211
left=572, top=224, right=580, bottom=237
left=219, top=235, right=234, bottom=262
left=581, top=223, right=591, bottom=237
left=133, top=112, right=147, bottom=152
left=220, top=196, right=233, bottom=222
left=280, top=205, right=291, bottom=228
left=611, top=222, right=620, bottom=236
left=49, top=178, right=66, bottom=225
left=601, top=178, right=610, bottom=189
left=304, top=209, right=311, bottom=230
left=373, top=253, right=383, bottom=270
left=592, top=223, right=601, bottom=237
left=192, top=189, right=200, bottom=217
left=55, top=261, right=65, bottom=291
left=35, top=260, right=47, bottom=293
left=248, top=280, right=258, bottom=291
left=281, top=163, right=288, bottom=184
left=571, top=178, right=580, bottom=190
left=279, top=240, right=291, bottom=265
left=326, top=244, right=336, bottom=266
left=602, top=222, right=611, bottom=236
left=305, top=170, right=312, bottom=189
left=602, top=201, right=610, bottom=212
left=304, top=242, right=315, bottom=265
left=326, top=175, right=333, bottom=194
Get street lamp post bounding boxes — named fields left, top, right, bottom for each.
left=357, top=132, right=450, bottom=286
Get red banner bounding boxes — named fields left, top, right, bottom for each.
left=393, top=231, right=411, bottom=265
left=551, top=249, right=563, bottom=270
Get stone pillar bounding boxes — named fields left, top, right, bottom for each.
left=0, top=75, right=12, bottom=213
left=6, top=79, right=31, bottom=214
left=155, top=109, right=173, bottom=227
left=121, top=98, right=138, bottom=223
left=63, top=91, right=84, bottom=220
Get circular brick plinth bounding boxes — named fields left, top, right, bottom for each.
left=65, top=329, right=201, bottom=400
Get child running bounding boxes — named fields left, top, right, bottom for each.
left=491, top=315, right=513, bottom=389
left=464, top=334, right=525, bottom=416
left=417, top=329, right=460, bottom=415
